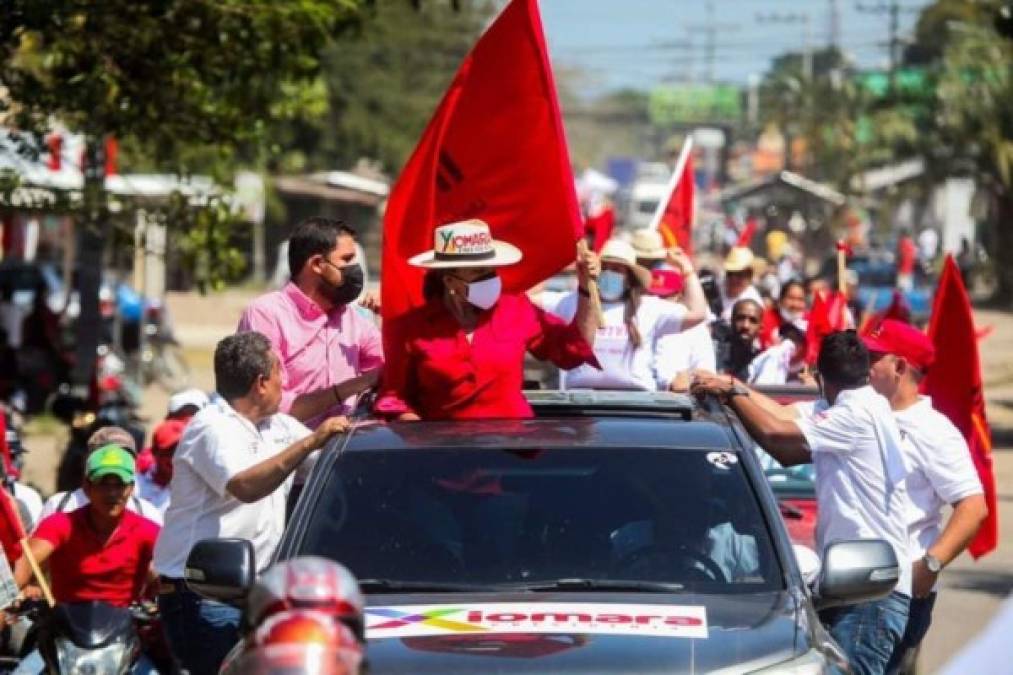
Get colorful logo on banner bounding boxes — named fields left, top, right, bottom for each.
left=366, top=603, right=708, bottom=640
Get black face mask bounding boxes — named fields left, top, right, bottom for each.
left=325, top=263, right=364, bottom=306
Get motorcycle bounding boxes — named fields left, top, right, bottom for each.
left=5, top=599, right=162, bottom=674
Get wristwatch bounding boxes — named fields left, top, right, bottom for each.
left=727, top=380, right=750, bottom=401
left=923, top=553, right=943, bottom=574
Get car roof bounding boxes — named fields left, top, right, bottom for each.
left=342, top=391, right=738, bottom=452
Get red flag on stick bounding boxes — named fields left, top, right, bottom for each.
left=804, top=290, right=851, bottom=365
left=859, top=289, right=912, bottom=336
left=922, top=256, right=997, bottom=558
left=657, top=155, right=695, bottom=256
left=380, top=0, right=581, bottom=343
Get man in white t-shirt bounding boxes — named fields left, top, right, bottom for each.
left=152, top=331, right=349, bottom=675
left=863, top=320, right=987, bottom=673
left=692, top=330, right=913, bottom=675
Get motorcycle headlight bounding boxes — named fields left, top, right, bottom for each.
left=56, top=636, right=136, bottom=675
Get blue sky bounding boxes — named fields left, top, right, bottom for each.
left=537, top=0, right=931, bottom=95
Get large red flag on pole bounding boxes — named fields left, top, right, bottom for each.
left=650, top=138, right=695, bottom=256
left=380, top=0, right=582, bottom=345
left=922, top=256, right=997, bottom=558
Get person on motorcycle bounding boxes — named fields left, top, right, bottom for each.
left=12, top=445, right=160, bottom=674
left=37, top=426, right=161, bottom=527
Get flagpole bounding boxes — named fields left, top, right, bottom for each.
left=19, top=538, right=54, bottom=607
left=648, top=136, right=694, bottom=232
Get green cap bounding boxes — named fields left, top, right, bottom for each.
left=86, top=444, right=136, bottom=484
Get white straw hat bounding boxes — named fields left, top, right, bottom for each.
left=408, top=219, right=522, bottom=269
left=630, top=228, right=667, bottom=261
left=600, top=238, right=653, bottom=289
left=724, top=246, right=755, bottom=273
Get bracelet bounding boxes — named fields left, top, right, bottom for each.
left=578, top=286, right=591, bottom=297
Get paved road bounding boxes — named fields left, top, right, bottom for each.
left=919, top=448, right=1012, bottom=673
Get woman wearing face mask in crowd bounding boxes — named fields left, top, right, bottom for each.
left=375, top=219, right=601, bottom=421
left=537, top=238, right=707, bottom=391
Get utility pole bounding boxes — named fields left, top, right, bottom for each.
left=685, top=1, right=738, bottom=83
left=829, top=0, right=841, bottom=49
left=855, top=2, right=920, bottom=92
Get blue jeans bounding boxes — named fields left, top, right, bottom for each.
left=158, top=585, right=240, bottom=675
left=819, top=591, right=910, bottom=675
left=886, top=592, right=936, bottom=674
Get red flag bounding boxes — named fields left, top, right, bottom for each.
left=584, top=197, right=615, bottom=253
left=380, top=0, right=580, bottom=338
left=805, top=290, right=851, bottom=365
left=759, top=305, right=781, bottom=349
left=734, top=214, right=757, bottom=249
left=922, top=256, right=997, bottom=558
left=45, top=134, right=62, bottom=171
left=859, top=290, right=911, bottom=336
left=104, top=136, right=119, bottom=176
left=657, top=155, right=695, bottom=256
left=0, top=489, right=25, bottom=565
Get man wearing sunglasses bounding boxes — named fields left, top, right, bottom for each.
left=692, top=330, right=914, bottom=675
left=239, top=216, right=383, bottom=429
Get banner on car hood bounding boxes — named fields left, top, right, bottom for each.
left=366, top=602, right=708, bottom=640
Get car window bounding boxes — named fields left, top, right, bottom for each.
left=297, top=447, right=784, bottom=593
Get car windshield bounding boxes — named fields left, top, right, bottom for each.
left=295, top=447, right=784, bottom=594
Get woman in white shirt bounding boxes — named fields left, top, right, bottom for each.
left=538, top=238, right=707, bottom=391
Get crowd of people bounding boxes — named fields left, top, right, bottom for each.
left=1, top=215, right=988, bottom=675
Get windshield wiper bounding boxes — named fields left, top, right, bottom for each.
left=504, top=578, right=684, bottom=593
left=358, top=579, right=492, bottom=593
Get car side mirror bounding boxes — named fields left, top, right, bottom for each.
left=815, top=539, right=898, bottom=610
left=184, top=538, right=256, bottom=604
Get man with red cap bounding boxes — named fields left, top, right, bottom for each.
left=863, top=319, right=987, bottom=673
left=136, top=418, right=187, bottom=516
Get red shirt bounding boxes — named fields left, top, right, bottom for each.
left=33, top=507, right=160, bottom=607
left=377, top=293, right=597, bottom=420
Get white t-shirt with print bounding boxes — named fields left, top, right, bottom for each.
left=795, top=386, right=913, bottom=596
left=894, top=397, right=983, bottom=558
left=654, top=320, right=716, bottom=389
left=747, top=340, right=797, bottom=386
left=539, top=291, right=686, bottom=391
left=152, top=399, right=313, bottom=577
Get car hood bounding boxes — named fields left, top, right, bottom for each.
left=364, top=591, right=806, bottom=674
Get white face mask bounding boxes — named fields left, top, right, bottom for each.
left=466, top=275, right=502, bottom=310
left=598, top=270, right=627, bottom=302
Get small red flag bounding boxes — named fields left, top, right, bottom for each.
left=380, top=0, right=581, bottom=341
left=805, top=290, right=851, bottom=365
left=0, top=489, right=25, bottom=565
left=104, top=136, right=119, bottom=176
left=859, top=290, right=911, bottom=336
left=45, top=134, right=62, bottom=171
left=759, top=305, right=781, bottom=350
left=584, top=198, right=615, bottom=253
left=658, top=155, right=695, bottom=256
left=922, top=256, right=997, bottom=558
left=734, top=213, right=757, bottom=250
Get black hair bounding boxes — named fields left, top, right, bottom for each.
left=779, top=321, right=805, bottom=346
left=214, top=332, right=275, bottom=401
left=287, top=217, right=357, bottom=278
left=779, top=278, right=805, bottom=302
left=816, top=330, right=869, bottom=388
left=422, top=269, right=447, bottom=301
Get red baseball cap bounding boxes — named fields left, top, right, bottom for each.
left=152, top=418, right=187, bottom=454
left=648, top=269, right=684, bottom=298
left=862, top=319, right=936, bottom=371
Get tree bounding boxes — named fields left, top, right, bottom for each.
left=316, top=0, right=496, bottom=174
left=0, top=0, right=363, bottom=386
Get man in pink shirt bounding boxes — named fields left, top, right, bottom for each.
left=238, top=217, right=382, bottom=427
